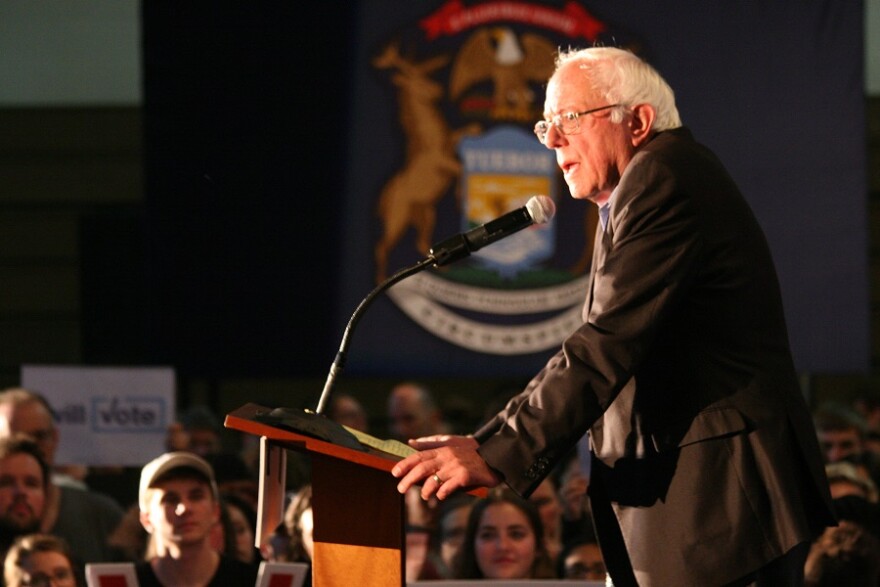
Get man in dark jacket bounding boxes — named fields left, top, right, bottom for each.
left=393, top=46, right=835, bottom=587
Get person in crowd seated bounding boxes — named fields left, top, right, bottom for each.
left=261, top=484, right=313, bottom=586
left=804, top=520, right=880, bottom=586
left=528, top=477, right=564, bottom=565
left=558, top=527, right=607, bottom=582
left=165, top=405, right=230, bottom=463
left=852, top=389, right=880, bottom=456
left=136, top=451, right=257, bottom=586
left=813, top=402, right=880, bottom=488
left=328, top=394, right=370, bottom=433
left=404, top=486, right=440, bottom=582
left=0, top=437, right=48, bottom=564
left=387, top=382, right=448, bottom=442
left=3, top=533, right=79, bottom=587
left=280, top=485, right=313, bottom=565
left=424, top=493, right=476, bottom=579
left=557, top=446, right=594, bottom=544
left=105, top=504, right=148, bottom=562
left=0, top=388, right=124, bottom=564
left=825, top=461, right=879, bottom=502
left=219, top=492, right=260, bottom=568
left=207, top=452, right=259, bottom=511
left=455, top=487, right=556, bottom=580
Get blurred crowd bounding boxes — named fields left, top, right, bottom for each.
left=5, top=381, right=880, bottom=586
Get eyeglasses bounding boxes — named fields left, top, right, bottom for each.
left=533, top=103, right=622, bottom=144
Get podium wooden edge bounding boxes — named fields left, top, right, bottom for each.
left=224, top=402, right=400, bottom=472
left=224, top=403, right=490, bottom=498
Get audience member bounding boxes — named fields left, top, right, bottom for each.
left=814, top=401, right=880, bottom=494
left=528, top=477, right=564, bottom=565
left=804, top=520, right=880, bottom=586
left=262, top=484, right=313, bottom=586
left=455, top=486, right=556, bottom=580
left=177, top=406, right=224, bottom=459
left=278, top=485, right=313, bottom=563
left=426, top=493, right=475, bottom=579
left=386, top=381, right=452, bottom=580
left=853, top=389, right=880, bottom=432
left=825, top=461, right=879, bottom=502
left=327, top=394, right=369, bottom=433
left=219, top=493, right=260, bottom=568
left=3, top=533, right=80, bottom=587
left=387, top=382, right=448, bottom=442
left=557, top=448, right=593, bottom=545
left=105, top=504, right=148, bottom=563
left=0, top=437, right=48, bottom=563
left=852, top=389, right=880, bottom=458
left=207, top=452, right=259, bottom=511
left=404, top=487, right=441, bottom=582
left=814, top=402, right=870, bottom=464
left=136, top=451, right=258, bottom=586
left=0, top=388, right=124, bottom=564
left=558, top=527, right=607, bottom=582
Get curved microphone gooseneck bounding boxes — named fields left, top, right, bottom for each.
left=314, top=194, right=556, bottom=416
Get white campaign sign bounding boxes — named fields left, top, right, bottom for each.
left=20, top=365, right=175, bottom=466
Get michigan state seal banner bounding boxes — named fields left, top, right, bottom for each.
left=336, top=0, right=866, bottom=377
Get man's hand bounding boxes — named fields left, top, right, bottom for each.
left=391, top=434, right=502, bottom=500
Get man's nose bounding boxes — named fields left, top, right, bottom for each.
left=497, top=535, right=514, bottom=551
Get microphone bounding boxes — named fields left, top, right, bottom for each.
left=429, top=195, right=556, bottom=266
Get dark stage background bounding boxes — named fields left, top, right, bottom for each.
left=142, top=1, right=867, bottom=383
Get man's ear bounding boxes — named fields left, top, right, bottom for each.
left=629, top=103, right=656, bottom=147
left=139, top=510, right=154, bottom=534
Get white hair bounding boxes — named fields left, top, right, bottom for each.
left=555, top=47, right=682, bottom=131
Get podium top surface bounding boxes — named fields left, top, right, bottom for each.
left=225, top=403, right=401, bottom=473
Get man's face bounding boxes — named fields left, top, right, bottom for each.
left=0, top=453, right=45, bottom=534
left=388, top=388, right=434, bottom=441
left=563, top=542, right=607, bottom=581
left=0, top=402, right=59, bottom=465
left=330, top=397, right=368, bottom=433
left=818, top=427, right=863, bottom=463
left=141, top=476, right=219, bottom=548
left=542, top=61, right=635, bottom=204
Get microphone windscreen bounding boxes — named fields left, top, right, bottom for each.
left=526, top=195, right=556, bottom=224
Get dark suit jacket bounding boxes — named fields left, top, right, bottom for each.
left=474, top=128, right=835, bottom=587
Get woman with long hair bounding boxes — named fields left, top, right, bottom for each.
left=455, top=487, right=556, bottom=580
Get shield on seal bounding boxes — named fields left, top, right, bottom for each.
left=457, top=125, right=557, bottom=279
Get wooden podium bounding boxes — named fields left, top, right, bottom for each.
left=225, top=403, right=406, bottom=587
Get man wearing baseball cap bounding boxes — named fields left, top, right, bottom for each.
left=136, top=451, right=258, bottom=586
